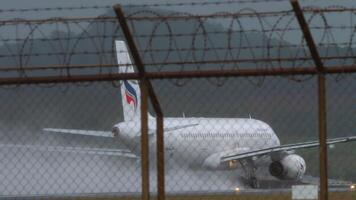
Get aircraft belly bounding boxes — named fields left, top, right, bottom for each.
left=165, top=137, right=236, bottom=168
left=169, top=138, right=208, bottom=167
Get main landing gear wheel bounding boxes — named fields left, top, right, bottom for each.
left=250, top=177, right=260, bottom=189
left=239, top=159, right=260, bottom=189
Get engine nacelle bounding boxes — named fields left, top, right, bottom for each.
left=269, top=154, right=306, bottom=180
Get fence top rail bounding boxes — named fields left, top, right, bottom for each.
left=0, top=65, right=355, bottom=86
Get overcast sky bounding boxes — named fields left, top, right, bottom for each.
left=1, top=0, right=356, bottom=19
left=1, top=0, right=356, bottom=45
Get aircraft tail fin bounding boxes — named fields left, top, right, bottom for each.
left=115, top=40, right=153, bottom=121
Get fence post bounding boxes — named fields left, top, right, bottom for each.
left=290, top=1, right=328, bottom=200
left=113, top=5, right=165, bottom=200
left=140, top=81, right=150, bottom=200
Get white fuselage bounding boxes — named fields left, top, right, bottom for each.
left=114, top=117, right=280, bottom=170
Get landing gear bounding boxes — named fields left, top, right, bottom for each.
left=239, top=159, right=260, bottom=189
left=250, top=177, right=260, bottom=189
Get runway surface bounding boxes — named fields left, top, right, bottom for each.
left=1, top=187, right=354, bottom=200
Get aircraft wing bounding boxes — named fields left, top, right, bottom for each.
left=221, top=136, right=356, bottom=162
left=43, top=128, right=113, bottom=137
left=0, top=144, right=137, bottom=158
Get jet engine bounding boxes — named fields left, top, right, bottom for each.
left=269, top=154, right=306, bottom=180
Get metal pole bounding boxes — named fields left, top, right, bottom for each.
left=156, top=113, right=165, bottom=200
left=140, top=81, right=150, bottom=200
left=113, top=5, right=151, bottom=200
left=318, top=74, right=328, bottom=200
left=113, top=5, right=165, bottom=200
left=290, top=1, right=328, bottom=200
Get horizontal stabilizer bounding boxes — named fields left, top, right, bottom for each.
left=43, top=128, right=113, bottom=138
left=0, top=144, right=137, bottom=158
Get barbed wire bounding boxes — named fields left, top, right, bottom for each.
left=1, top=3, right=356, bottom=87
left=0, top=0, right=290, bottom=14
left=2, top=25, right=356, bottom=46
left=1, top=1, right=356, bottom=15
left=0, top=3, right=355, bottom=198
left=3, top=6, right=356, bottom=24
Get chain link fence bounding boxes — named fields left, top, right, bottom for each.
left=0, top=0, right=356, bottom=199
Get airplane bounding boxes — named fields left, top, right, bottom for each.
left=4, top=40, right=356, bottom=189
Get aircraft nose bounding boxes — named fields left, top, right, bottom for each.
left=111, top=126, right=120, bottom=137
